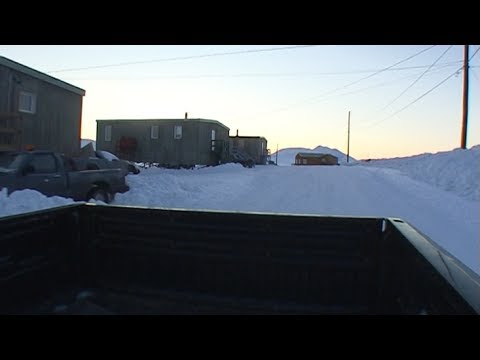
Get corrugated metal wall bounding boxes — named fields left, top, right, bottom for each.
left=96, top=119, right=230, bottom=166
left=0, top=66, right=82, bottom=155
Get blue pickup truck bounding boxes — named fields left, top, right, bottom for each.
left=0, top=151, right=129, bottom=203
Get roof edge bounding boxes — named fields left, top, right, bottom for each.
left=229, top=135, right=266, bottom=140
left=96, top=118, right=230, bottom=130
left=296, top=152, right=338, bottom=157
left=0, top=56, right=85, bottom=96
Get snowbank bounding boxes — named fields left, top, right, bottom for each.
left=361, top=145, right=480, bottom=201
left=0, top=188, right=78, bottom=218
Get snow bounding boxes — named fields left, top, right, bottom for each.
left=359, top=145, right=480, bottom=202
left=0, top=145, right=478, bottom=275
left=0, top=188, right=77, bottom=215
left=80, top=139, right=96, bottom=150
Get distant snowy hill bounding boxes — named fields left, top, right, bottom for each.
left=272, top=145, right=356, bottom=166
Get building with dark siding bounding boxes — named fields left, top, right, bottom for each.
left=96, top=117, right=230, bottom=167
left=229, top=132, right=269, bottom=165
left=0, top=56, right=85, bottom=154
left=295, top=153, right=338, bottom=166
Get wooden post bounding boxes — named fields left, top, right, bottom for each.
left=461, top=45, right=469, bottom=149
left=347, top=111, right=351, bottom=163
left=275, top=144, right=279, bottom=165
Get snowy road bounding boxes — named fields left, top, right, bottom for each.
left=114, top=164, right=480, bottom=274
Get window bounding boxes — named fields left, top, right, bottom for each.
left=174, top=125, right=182, bottom=140
left=211, top=130, right=216, bottom=151
left=105, top=125, right=112, bottom=142
left=18, top=91, right=37, bottom=114
left=0, top=133, right=14, bottom=145
left=302, top=159, right=307, bottom=165
left=29, top=154, right=57, bottom=173
left=151, top=125, right=159, bottom=139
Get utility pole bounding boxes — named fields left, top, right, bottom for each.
left=275, top=144, right=279, bottom=165
left=347, top=111, right=351, bottom=163
left=461, top=45, right=469, bottom=149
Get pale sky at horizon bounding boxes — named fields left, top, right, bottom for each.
left=1, top=45, right=479, bottom=159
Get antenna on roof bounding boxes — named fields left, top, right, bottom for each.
left=185, top=112, right=188, bottom=120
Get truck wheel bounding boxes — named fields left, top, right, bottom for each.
left=89, top=188, right=110, bottom=203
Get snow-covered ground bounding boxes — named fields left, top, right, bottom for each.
left=1, top=145, right=478, bottom=275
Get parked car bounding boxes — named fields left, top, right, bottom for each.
left=95, top=150, right=141, bottom=175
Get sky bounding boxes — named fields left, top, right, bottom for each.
left=1, top=45, right=479, bottom=159
left=1, top=145, right=478, bottom=276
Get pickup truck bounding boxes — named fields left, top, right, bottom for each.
left=0, top=151, right=129, bottom=203
left=0, top=203, right=478, bottom=314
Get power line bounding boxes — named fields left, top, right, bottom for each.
left=344, top=65, right=454, bottom=97
left=469, top=46, right=480, bottom=82
left=354, top=66, right=456, bottom=127
left=247, top=64, right=455, bottom=120
left=255, top=45, right=438, bottom=116
left=471, top=68, right=480, bottom=82
left=301, top=65, right=454, bottom=105
left=362, top=66, right=463, bottom=130
left=305, top=46, right=438, bottom=100
left=358, top=46, right=480, bottom=131
left=46, top=45, right=319, bottom=73
left=380, top=45, right=453, bottom=111
left=469, top=45, right=480, bottom=61
left=60, top=61, right=463, bottom=81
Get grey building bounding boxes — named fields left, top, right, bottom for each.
left=96, top=117, right=230, bottom=167
left=0, top=56, right=85, bottom=155
left=229, top=131, right=269, bottom=165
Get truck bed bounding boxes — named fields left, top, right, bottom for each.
left=1, top=204, right=478, bottom=315
left=23, top=287, right=374, bottom=315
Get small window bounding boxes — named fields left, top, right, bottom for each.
left=151, top=125, right=159, bottom=139
left=174, top=125, right=182, bottom=140
left=211, top=130, right=216, bottom=151
left=18, top=91, right=37, bottom=114
left=0, top=133, right=14, bottom=145
left=302, top=159, right=307, bottom=165
left=105, top=125, right=112, bottom=142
